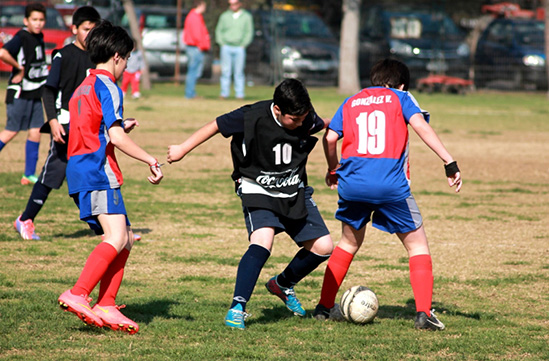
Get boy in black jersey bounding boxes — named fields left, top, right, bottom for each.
left=168, top=79, right=333, bottom=329
left=0, top=3, right=48, bottom=185
left=13, top=6, right=101, bottom=240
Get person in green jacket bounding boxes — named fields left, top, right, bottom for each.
left=215, top=0, right=253, bottom=99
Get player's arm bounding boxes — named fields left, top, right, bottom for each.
left=42, top=86, right=65, bottom=143
left=108, top=123, right=163, bottom=184
left=322, top=128, right=340, bottom=189
left=167, top=119, right=220, bottom=164
left=409, top=113, right=462, bottom=192
left=0, top=48, right=24, bottom=83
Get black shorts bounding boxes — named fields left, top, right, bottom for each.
left=242, top=186, right=330, bottom=244
left=37, top=125, right=69, bottom=189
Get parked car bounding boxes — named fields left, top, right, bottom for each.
left=474, top=17, right=546, bottom=90
left=358, top=5, right=470, bottom=88
left=0, top=1, right=72, bottom=73
left=246, top=9, right=339, bottom=86
left=120, top=6, right=212, bottom=79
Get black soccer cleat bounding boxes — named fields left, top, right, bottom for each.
left=313, top=304, right=331, bottom=321
left=415, top=309, right=445, bottom=331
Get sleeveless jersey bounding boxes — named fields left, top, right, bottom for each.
left=329, top=87, right=428, bottom=204
left=66, top=69, right=125, bottom=195
left=219, top=100, right=321, bottom=219
left=4, top=29, right=48, bottom=101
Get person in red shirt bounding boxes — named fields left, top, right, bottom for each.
left=183, top=0, right=210, bottom=99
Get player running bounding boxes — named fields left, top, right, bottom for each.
left=314, top=58, right=462, bottom=331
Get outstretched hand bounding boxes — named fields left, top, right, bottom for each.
left=167, top=144, right=185, bottom=164
left=148, top=162, right=163, bottom=184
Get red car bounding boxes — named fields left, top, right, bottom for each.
left=0, top=1, right=73, bottom=73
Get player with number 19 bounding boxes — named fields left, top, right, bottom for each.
left=167, top=78, right=333, bottom=329
left=314, top=58, right=462, bottom=331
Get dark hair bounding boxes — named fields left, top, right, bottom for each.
left=86, top=20, right=134, bottom=64
left=72, top=6, right=101, bottom=28
left=25, top=3, right=46, bottom=18
left=273, top=78, right=312, bottom=116
left=370, top=58, right=411, bottom=91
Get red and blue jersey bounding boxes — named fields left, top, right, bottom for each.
left=329, top=87, right=428, bottom=204
left=66, top=69, right=124, bottom=195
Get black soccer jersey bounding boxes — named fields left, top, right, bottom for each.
left=216, top=100, right=324, bottom=219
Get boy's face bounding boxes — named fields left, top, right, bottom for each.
left=274, top=105, right=308, bottom=130
left=72, top=21, right=97, bottom=50
left=23, top=11, right=46, bottom=35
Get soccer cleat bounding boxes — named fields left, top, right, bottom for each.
left=313, top=304, right=331, bottom=321
left=265, top=276, right=306, bottom=317
left=92, top=304, right=139, bottom=334
left=21, top=175, right=38, bottom=185
left=415, top=309, right=445, bottom=331
left=224, top=304, right=249, bottom=329
left=13, top=215, right=40, bottom=240
left=101, top=234, right=141, bottom=241
left=58, top=289, right=103, bottom=328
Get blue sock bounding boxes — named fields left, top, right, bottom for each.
left=24, top=140, right=40, bottom=177
left=230, top=244, right=271, bottom=310
left=0, top=140, right=5, bottom=152
left=277, top=248, right=330, bottom=288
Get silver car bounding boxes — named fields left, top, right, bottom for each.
left=121, top=6, right=212, bottom=79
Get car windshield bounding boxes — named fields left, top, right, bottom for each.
left=387, top=11, right=461, bottom=39
left=263, top=11, right=333, bottom=38
left=0, top=6, right=66, bottom=30
left=515, top=21, right=545, bottom=46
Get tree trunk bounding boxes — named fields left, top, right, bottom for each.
left=122, top=0, right=151, bottom=90
left=338, top=0, right=361, bottom=94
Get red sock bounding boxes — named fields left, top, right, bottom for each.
left=319, top=246, right=354, bottom=308
left=71, top=242, right=119, bottom=297
left=409, top=254, right=433, bottom=314
left=96, top=248, right=130, bottom=306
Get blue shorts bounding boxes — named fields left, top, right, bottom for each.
left=243, top=187, right=330, bottom=244
left=335, top=195, right=423, bottom=234
left=5, top=98, right=44, bottom=131
left=71, top=189, right=131, bottom=235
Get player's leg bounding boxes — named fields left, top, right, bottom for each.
left=0, top=99, right=24, bottom=151
left=22, top=100, right=44, bottom=183
left=314, top=222, right=365, bottom=319
left=93, top=219, right=138, bottom=334
left=132, top=71, right=141, bottom=98
left=16, top=135, right=67, bottom=240
left=121, top=71, right=130, bottom=96
left=225, top=226, right=274, bottom=329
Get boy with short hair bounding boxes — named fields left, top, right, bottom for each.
left=167, top=78, right=333, bottom=329
left=13, top=6, right=101, bottom=241
left=0, top=3, right=49, bottom=185
left=314, top=58, right=462, bottom=331
left=57, top=20, right=163, bottom=334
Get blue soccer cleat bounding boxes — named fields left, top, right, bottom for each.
left=265, top=276, right=306, bottom=317
left=224, top=304, right=249, bottom=329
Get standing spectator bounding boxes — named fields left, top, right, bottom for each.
left=13, top=6, right=101, bottom=241
left=183, top=0, right=210, bottom=99
left=121, top=48, right=145, bottom=99
left=0, top=3, right=49, bottom=185
left=215, top=0, right=253, bottom=99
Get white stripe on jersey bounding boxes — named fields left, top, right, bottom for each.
left=240, top=177, right=300, bottom=198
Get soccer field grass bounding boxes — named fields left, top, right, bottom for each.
left=0, top=84, right=548, bottom=360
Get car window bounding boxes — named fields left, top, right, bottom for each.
left=515, top=22, right=544, bottom=46
left=386, top=12, right=462, bottom=39
left=263, top=11, right=333, bottom=38
left=121, top=11, right=185, bottom=30
left=390, top=17, right=422, bottom=39
left=0, top=6, right=66, bottom=30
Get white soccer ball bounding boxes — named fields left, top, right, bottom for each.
left=340, top=286, right=379, bottom=324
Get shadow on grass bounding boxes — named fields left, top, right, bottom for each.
left=127, top=298, right=194, bottom=325
left=376, top=299, right=482, bottom=321
left=53, top=227, right=153, bottom=239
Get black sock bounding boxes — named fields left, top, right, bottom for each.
left=21, top=182, right=52, bottom=221
left=230, top=244, right=271, bottom=310
left=277, top=248, right=329, bottom=288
